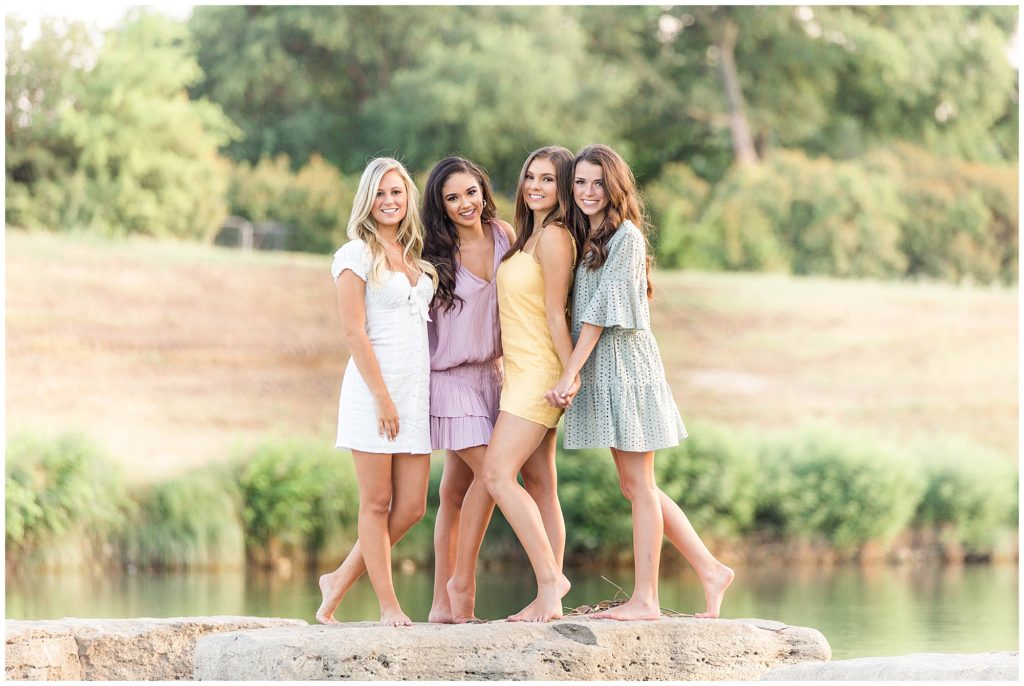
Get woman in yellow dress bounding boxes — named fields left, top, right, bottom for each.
left=445, top=146, right=587, bottom=622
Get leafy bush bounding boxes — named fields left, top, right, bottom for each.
left=235, top=438, right=359, bottom=567
left=5, top=432, right=132, bottom=569
left=121, top=465, right=245, bottom=570
left=655, top=424, right=760, bottom=540
left=227, top=154, right=353, bottom=253
left=756, top=427, right=923, bottom=550
left=912, top=438, right=1018, bottom=553
left=645, top=163, right=711, bottom=269
left=893, top=143, right=1017, bottom=284
left=644, top=145, right=1017, bottom=284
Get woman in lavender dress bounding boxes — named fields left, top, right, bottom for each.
left=421, top=157, right=566, bottom=623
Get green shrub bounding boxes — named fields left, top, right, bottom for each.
left=912, top=438, right=1018, bottom=553
left=756, top=427, right=923, bottom=550
left=686, top=163, right=791, bottom=272
left=227, top=154, right=353, bottom=253
left=121, top=465, right=245, bottom=570
left=645, top=163, right=711, bottom=269
left=893, top=143, right=1017, bottom=284
left=236, top=437, right=359, bottom=566
left=5, top=432, right=132, bottom=569
left=644, top=145, right=1017, bottom=284
left=655, top=424, right=760, bottom=540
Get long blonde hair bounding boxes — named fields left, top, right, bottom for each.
left=347, top=157, right=437, bottom=287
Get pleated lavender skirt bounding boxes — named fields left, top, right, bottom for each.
left=429, top=361, right=502, bottom=451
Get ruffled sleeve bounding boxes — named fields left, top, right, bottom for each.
left=579, top=223, right=650, bottom=330
left=331, top=239, right=370, bottom=282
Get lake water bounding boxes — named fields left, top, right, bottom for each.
left=6, top=562, right=1017, bottom=659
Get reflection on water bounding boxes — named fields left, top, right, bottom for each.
left=6, top=562, right=1017, bottom=659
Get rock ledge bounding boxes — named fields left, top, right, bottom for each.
left=194, top=616, right=830, bottom=681
left=5, top=616, right=306, bottom=681
left=761, top=651, right=1019, bottom=681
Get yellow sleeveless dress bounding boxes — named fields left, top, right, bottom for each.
left=496, top=227, right=575, bottom=428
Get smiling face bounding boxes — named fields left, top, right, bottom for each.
left=441, top=171, right=484, bottom=231
left=371, top=169, right=408, bottom=229
left=573, top=160, right=608, bottom=227
left=522, top=157, right=559, bottom=215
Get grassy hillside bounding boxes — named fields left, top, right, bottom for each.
left=5, top=229, right=1017, bottom=483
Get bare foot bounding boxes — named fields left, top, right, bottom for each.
left=592, top=597, right=661, bottom=621
left=428, top=608, right=454, bottom=623
left=446, top=577, right=479, bottom=623
left=380, top=607, right=413, bottom=627
left=506, top=596, right=540, bottom=622
left=428, top=583, right=455, bottom=624
left=695, top=564, right=735, bottom=619
left=508, top=574, right=571, bottom=623
left=315, top=574, right=342, bottom=625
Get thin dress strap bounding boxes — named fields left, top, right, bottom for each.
left=528, top=223, right=576, bottom=265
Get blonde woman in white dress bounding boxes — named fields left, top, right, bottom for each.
left=316, top=157, right=437, bottom=627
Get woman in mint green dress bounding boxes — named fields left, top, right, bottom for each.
left=546, top=144, right=734, bottom=621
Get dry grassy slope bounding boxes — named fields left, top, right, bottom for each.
left=5, top=229, right=1017, bottom=482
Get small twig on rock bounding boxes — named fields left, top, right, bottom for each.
left=562, top=576, right=692, bottom=617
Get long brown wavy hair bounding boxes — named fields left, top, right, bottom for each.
left=575, top=144, right=654, bottom=299
left=421, top=157, right=498, bottom=313
left=503, top=146, right=587, bottom=269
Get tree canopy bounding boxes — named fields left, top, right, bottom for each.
left=5, top=5, right=1018, bottom=282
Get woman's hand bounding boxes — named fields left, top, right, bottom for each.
left=375, top=393, right=400, bottom=440
left=545, top=373, right=581, bottom=408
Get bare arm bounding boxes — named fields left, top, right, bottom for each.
left=492, top=220, right=516, bottom=385
left=335, top=271, right=400, bottom=440
left=535, top=225, right=578, bottom=376
left=546, top=323, right=603, bottom=408
left=496, top=219, right=516, bottom=244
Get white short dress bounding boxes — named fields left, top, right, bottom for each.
left=331, top=239, right=434, bottom=455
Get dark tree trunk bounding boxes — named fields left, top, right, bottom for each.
left=718, top=19, right=759, bottom=166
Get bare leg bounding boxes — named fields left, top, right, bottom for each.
left=317, top=451, right=428, bottom=627
left=442, top=446, right=491, bottom=623
left=315, top=451, right=432, bottom=624
left=659, top=490, right=734, bottom=618
left=593, top=450, right=663, bottom=621
left=483, top=412, right=570, bottom=622
left=520, top=428, right=566, bottom=570
left=427, top=451, right=474, bottom=623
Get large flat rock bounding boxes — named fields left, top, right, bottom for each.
left=194, top=616, right=830, bottom=680
left=761, top=651, right=1019, bottom=681
left=5, top=616, right=306, bottom=681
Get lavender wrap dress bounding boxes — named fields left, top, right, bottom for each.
left=427, top=221, right=511, bottom=450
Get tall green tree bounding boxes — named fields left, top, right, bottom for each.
left=59, top=10, right=239, bottom=237
left=5, top=16, right=95, bottom=228
left=188, top=5, right=439, bottom=174
left=188, top=5, right=636, bottom=183
left=361, top=6, right=636, bottom=186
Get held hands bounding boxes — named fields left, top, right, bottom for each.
left=544, top=373, right=581, bottom=409
left=375, top=393, right=400, bottom=441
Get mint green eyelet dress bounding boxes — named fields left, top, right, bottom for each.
left=563, top=221, right=687, bottom=451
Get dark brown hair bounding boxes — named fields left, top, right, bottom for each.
left=575, top=144, right=654, bottom=299
left=504, top=146, right=587, bottom=269
left=422, top=156, right=498, bottom=312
